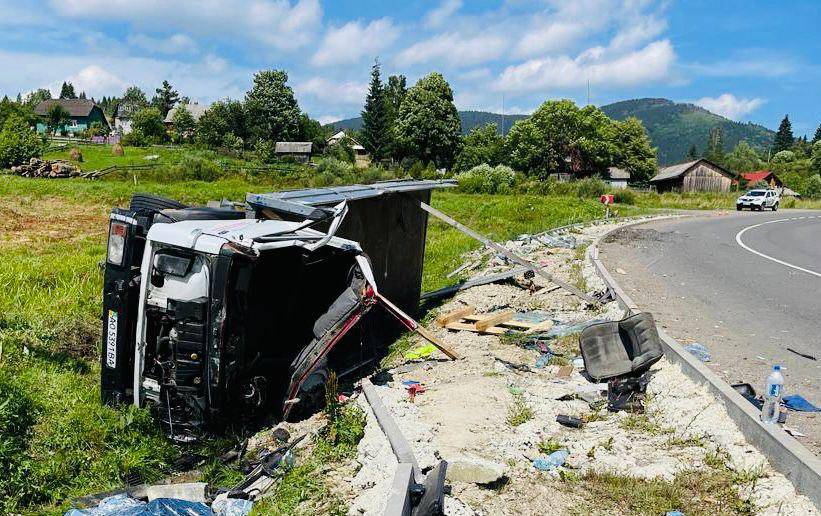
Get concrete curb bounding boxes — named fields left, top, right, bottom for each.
left=587, top=216, right=821, bottom=509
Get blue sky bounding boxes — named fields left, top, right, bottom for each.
left=1, top=0, right=819, bottom=135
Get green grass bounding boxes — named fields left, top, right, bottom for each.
left=632, top=190, right=821, bottom=210
left=43, top=143, right=254, bottom=172
left=506, top=394, right=534, bottom=427
left=538, top=438, right=565, bottom=455
left=0, top=176, right=650, bottom=512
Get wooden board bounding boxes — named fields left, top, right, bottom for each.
left=444, top=321, right=507, bottom=335
left=436, top=306, right=475, bottom=327
left=525, top=320, right=554, bottom=334
left=475, top=310, right=515, bottom=332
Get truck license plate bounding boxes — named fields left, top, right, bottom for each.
left=106, top=310, right=118, bottom=368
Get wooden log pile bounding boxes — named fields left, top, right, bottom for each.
left=10, top=158, right=81, bottom=178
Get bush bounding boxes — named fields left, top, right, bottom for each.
left=121, top=129, right=149, bottom=147
left=0, top=371, right=36, bottom=510
left=611, top=188, right=637, bottom=204
left=131, top=107, right=166, bottom=143
left=168, top=155, right=224, bottom=181
left=325, top=140, right=355, bottom=164
left=455, top=164, right=516, bottom=194
left=255, top=140, right=278, bottom=164
left=315, top=157, right=353, bottom=178
left=772, top=150, right=795, bottom=163
left=574, top=177, right=608, bottom=198
left=0, top=114, right=42, bottom=168
left=804, top=174, right=821, bottom=199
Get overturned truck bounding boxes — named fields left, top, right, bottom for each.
left=101, top=180, right=454, bottom=440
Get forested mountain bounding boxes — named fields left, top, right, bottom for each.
left=329, top=110, right=528, bottom=135
left=600, top=98, right=774, bottom=164
left=329, top=99, right=775, bottom=165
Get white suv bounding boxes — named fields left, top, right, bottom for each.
left=736, top=189, right=780, bottom=211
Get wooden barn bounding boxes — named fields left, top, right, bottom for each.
left=650, top=159, right=734, bottom=193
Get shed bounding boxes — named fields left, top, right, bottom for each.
left=34, top=99, right=109, bottom=134
left=650, top=159, right=734, bottom=193
left=275, top=142, right=313, bottom=162
left=739, top=170, right=782, bottom=189
left=606, top=167, right=631, bottom=189
left=326, top=130, right=370, bottom=166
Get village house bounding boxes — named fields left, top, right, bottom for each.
left=275, top=142, right=313, bottom=162
left=33, top=99, right=109, bottom=134
left=113, top=101, right=143, bottom=135
left=605, top=167, right=631, bottom=189
left=650, top=158, right=735, bottom=192
left=163, top=102, right=210, bottom=130
left=739, top=170, right=782, bottom=189
left=326, top=130, right=370, bottom=167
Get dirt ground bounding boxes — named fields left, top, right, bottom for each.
left=343, top=218, right=818, bottom=515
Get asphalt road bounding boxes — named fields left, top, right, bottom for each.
left=599, top=210, right=821, bottom=454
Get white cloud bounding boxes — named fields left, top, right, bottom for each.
left=513, top=22, right=587, bottom=58
left=51, top=0, right=322, bottom=50
left=317, top=115, right=341, bottom=125
left=608, top=15, right=667, bottom=52
left=311, top=18, right=398, bottom=66
left=47, top=65, right=128, bottom=97
left=297, top=77, right=366, bottom=105
left=395, top=32, right=508, bottom=67
left=127, top=33, right=197, bottom=54
left=424, top=0, right=462, bottom=29
left=496, top=39, right=676, bottom=92
left=694, top=94, right=765, bottom=120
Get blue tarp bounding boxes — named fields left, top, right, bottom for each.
left=66, top=495, right=212, bottom=516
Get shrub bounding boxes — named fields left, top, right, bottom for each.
left=168, top=155, right=224, bottom=181
left=804, top=174, right=821, bottom=199
left=0, top=114, right=42, bottom=168
left=0, top=371, right=36, bottom=510
left=121, top=129, right=149, bottom=147
left=131, top=107, right=166, bottom=143
left=574, top=177, right=608, bottom=198
left=455, top=163, right=516, bottom=194
left=771, top=150, right=795, bottom=163
left=611, top=188, right=637, bottom=204
left=325, top=140, right=355, bottom=164
left=254, top=139, right=277, bottom=164
left=315, top=157, right=353, bottom=178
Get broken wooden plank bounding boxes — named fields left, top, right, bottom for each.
left=375, top=292, right=459, bottom=360
left=474, top=310, right=515, bottom=332
left=436, top=306, right=475, bottom=327
left=417, top=201, right=600, bottom=306
left=444, top=322, right=507, bottom=335
left=525, top=319, right=555, bottom=334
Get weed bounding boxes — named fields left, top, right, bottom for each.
left=483, top=371, right=502, bottom=377
left=506, top=395, right=534, bottom=427
left=582, top=410, right=607, bottom=423
left=619, top=413, right=670, bottom=435
left=667, top=435, right=705, bottom=448
left=538, top=438, right=564, bottom=455
left=601, top=436, right=614, bottom=451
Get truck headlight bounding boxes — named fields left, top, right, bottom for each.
left=107, top=221, right=127, bottom=266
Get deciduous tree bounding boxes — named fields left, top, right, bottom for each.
left=244, top=70, right=300, bottom=144
left=45, top=104, right=70, bottom=133
left=453, top=123, right=505, bottom=172
left=395, top=72, right=461, bottom=167
left=611, top=117, right=657, bottom=182
left=0, top=114, right=42, bottom=168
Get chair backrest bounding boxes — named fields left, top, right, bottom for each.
left=579, top=312, right=663, bottom=381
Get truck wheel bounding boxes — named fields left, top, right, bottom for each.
left=129, top=193, right=188, bottom=212
left=736, top=206, right=742, bottom=211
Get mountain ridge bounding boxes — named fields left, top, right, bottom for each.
left=328, top=98, right=775, bottom=165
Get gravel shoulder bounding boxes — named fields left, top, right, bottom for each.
left=342, top=216, right=818, bottom=515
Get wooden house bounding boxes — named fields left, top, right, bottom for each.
left=650, top=159, right=734, bottom=192
left=34, top=99, right=110, bottom=134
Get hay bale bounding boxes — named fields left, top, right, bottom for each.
left=111, top=143, right=124, bottom=156
left=69, top=147, right=83, bottom=162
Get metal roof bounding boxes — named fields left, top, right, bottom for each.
left=607, top=167, right=631, bottom=179
left=34, top=99, right=98, bottom=117
left=275, top=142, right=313, bottom=154
left=650, top=158, right=734, bottom=182
left=164, top=103, right=210, bottom=123
left=247, top=179, right=456, bottom=212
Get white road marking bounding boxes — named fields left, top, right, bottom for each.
left=735, top=217, right=821, bottom=278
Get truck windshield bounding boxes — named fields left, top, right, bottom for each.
left=746, top=191, right=766, bottom=196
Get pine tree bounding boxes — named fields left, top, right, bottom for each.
left=705, top=126, right=725, bottom=163
left=773, top=115, right=794, bottom=153
left=152, top=80, right=180, bottom=117
left=79, top=91, right=87, bottom=100
left=813, top=124, right=821, bottom=144
left=686, top=143, right=698, bottom=160
left=360, top=59, right=390, bottom=161
left=16, top=92, right=22, bottom=104
left=59, top=81, right=77, bottom=99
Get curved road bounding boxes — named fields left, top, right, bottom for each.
left=599, top=210, right=821, bottom=453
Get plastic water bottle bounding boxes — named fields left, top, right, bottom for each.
left=760, top=365, right=784, bottom=424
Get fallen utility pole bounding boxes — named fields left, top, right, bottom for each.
left=417, top=201, right=600, bottom=306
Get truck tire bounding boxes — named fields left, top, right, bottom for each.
left=129, top=193, right=188, bottom=212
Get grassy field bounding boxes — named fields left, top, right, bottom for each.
left=632, top=190, right=821, bottom=210
left=43, top=143, right=255, bottom=172
left=0, top=175, right=648, bottom=513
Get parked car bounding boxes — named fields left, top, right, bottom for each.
left=736, top=189, right=780, bottom=211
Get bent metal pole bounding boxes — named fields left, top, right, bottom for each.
left=417, top=200, right=601, bottom=307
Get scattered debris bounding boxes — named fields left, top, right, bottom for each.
left=784, top=426, right=807, bottom=438
left=786, top=347, right=817, bottom=361
left=405, top=344, right=437, bottom=360
left=65, top=494, right=213, bottom=516
left=556, top=415, right=584, bottom=428
left=145, top=482, right=207, bottom=503
left=684, top=342, right=711, bottom=362
left=532, top=450, right=569, bottom=471
left=535, top=233, right=577, bottom=249
left=615, top=268, right=627, bottom=275
left=438, top=305, right=553, bottom=335
left=421, top=266, right=531, bottom=301
left=782, top=394, right=820, bottom=412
